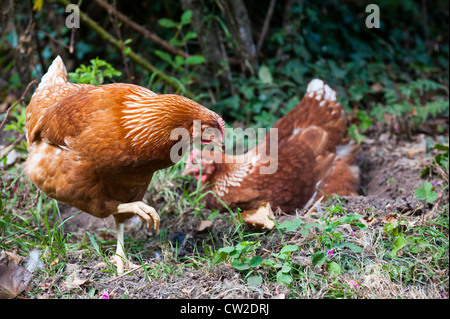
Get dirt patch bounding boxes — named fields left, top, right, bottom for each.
left=358, top=132, right=433, bottom=200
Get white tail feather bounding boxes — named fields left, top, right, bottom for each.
left=306, top=79, right=337, bottom=102
left=38, top=56, right=68, bottom=89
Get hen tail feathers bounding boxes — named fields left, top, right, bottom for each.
left=300, top=80, right=361, bottom=197
left=38, top=56, right=68, bottom=89
left=306, top=79, right=337, bottom=102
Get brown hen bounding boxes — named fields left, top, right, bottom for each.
left=25, top=56, right=225, bottom=273
left=183, top=79, right=359, bottom=213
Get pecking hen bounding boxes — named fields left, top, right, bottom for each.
left=183, top=79, right=360, bottom=213
left=25, top=56, right=225, bottom=273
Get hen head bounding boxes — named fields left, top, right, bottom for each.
left=192, top=115, right=225, bottom=150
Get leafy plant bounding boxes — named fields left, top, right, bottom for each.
left=414, top=182, right=438, bottom=203
left=268, top=244, right=300, bottom=285
left=347, top=124, right=365, bottom=144
left=277, top=218, right=304, bottom=232
left=3, top=105, right=27, bottom=152
left=213, top=240, right=263, bottom=287
left=302, top=203, right=366, bottom=252
left=373, top=80, right=448, bottom=126
left=297, top=202, right=366, bottom=275
left=68, top=57, right=122, bottom=85
left=421, top=144, right=449, bottom=180
left=156, top=10, right=205, bottom=84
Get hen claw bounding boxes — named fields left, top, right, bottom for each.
left=116, top=201, right=160, bottom=233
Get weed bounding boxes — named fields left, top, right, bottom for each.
left=414, top=182, right=438, bottom=204
left=68, top=57, right=122, bottom=85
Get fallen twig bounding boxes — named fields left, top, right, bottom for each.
left=106, top=264, right=143, bottom=283
left=423, top=199, right=440, bottom=221
left=303, top=195, right=324, bottom=217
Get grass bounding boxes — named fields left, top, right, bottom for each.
left=1, top=149, right=449, bottom=299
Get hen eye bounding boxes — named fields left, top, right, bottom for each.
left=204, top=127, right=214, bottom=134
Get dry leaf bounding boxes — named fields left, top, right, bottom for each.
left=181, top=288, right=191, bottom=297
left=195, top=220, right=213, bottom=232
left=94, top=262, right=107, bottom=269
left=0, top=263, right=33, bottom=299
left=362, top=216, right=378, bottom=227
left=62, top=264, right=92, bottom=289
left=240, top=202, right=275, bottom=230
left=382, top=213, right=398, bottom=223
left=50, top=258, right=59, bottom=267
left=407, top=148, right=424, bottom=156
left=0, top=250, right=23, bottom=264
left=65, top=278, right=92, bottom=289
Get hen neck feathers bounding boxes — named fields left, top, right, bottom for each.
left=211, top=154, right=255, bottom=197
left=119, top=88, right=211, bottom=155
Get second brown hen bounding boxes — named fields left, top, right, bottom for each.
left=183, top=79, right=359, bottom=213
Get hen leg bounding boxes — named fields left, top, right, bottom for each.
left=112, top=201, right=160, bottom=274
left=112, top=221, right=133, bottom=274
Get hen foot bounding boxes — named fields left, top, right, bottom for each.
left=111, top=202, right=159, bottom=274
left=115, top=201, right=160, bottom=233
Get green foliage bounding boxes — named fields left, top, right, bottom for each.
left=421, top=144, right=449, bottom=178
left=414, top=182, right=438, bottom=203
left=217, top=70, right=300, bottom=128
left=2, top=106, right=27, bottom=152
left=376, top=79, right=448, bottom=125
left=159, top=10, right=193, bottom=31
left=120, top=38, right=133, bottom=56
left=3, top=106, right=26, bottom=136
left=347, top=124, right=365, bottom=144
left=311, top=251, right=326, bottom=267
left=212, top=198, right=373, bottom=286
left=382, top=210, right=449, bottom=272
left=154, top=9, right=207, bottom=87
left=68, top=57, right=122, bottom=85
left=265, top=244, right=301, bottom=285
left=277, top=218, right=304, bottom=232
left=302, top=201, right=366, bottom=252
left=155, top=50, right=205, bottom=73
left=213, top=241, right=263, bottom=287
left=384, top=217, right=420, bottom=256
